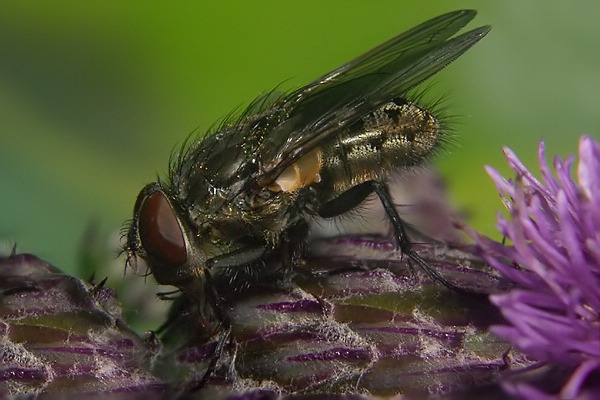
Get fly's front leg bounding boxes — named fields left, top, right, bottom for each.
left=188, top=323, right=232, bottom=392
left=184, top=268, right=233, bottom=393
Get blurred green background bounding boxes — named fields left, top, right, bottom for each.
left=2, top=1, right=599, bottom=276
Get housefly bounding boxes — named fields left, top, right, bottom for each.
left=124, top=9, right=489, bottom=388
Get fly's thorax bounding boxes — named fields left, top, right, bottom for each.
left=320, top=99, right=442, bottom=194
left=187, top=184, right=299, bottom=250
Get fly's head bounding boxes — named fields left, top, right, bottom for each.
left=123, top=178, right=291, bottom=294
left=124, top=182, right=220, bottom=302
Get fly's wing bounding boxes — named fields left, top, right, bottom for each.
left=257, top=10, right=490, bottom=185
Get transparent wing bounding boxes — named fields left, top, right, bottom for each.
left=257, top=9, right=490, bottom=184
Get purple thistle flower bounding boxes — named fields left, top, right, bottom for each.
left=468, top=135, right=600, bottom=399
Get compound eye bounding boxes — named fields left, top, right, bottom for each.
left=138, top=191, right=187, bottom=267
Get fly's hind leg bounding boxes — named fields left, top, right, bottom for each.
left=317, top=180, right=460, bottom=291
left=370, top=180, right=461, bottom=291
left=297, top=181, right=377, bottom=279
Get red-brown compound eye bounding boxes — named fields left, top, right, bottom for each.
left=138, top=191, right=187, bottom=267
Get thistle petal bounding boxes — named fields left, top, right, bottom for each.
left=471, top=135, right=600, bottom=398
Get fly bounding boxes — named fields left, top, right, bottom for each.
left=123, top=9, right=489, bottom=389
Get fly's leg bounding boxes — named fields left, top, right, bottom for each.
left=153, top=293, right=191, bottom=337
left=294, top=181, right=377, bottom=279
left=206, top=246, right=268, bottom=293
left=192, top=269, right=233, bottom=390
left=168, top=270, right=234, bottom=394
left=188, top=324, right=232, bottom=392
left=205, top=246, right=266, bottom=270
left=317, top=181, right=375, bottom=218
left=317, top=180, right=461, bottom=291
left=370, top=180, right=461, bottom=291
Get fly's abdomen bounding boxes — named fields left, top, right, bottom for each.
left=321, top=99, right=442, bottom=194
